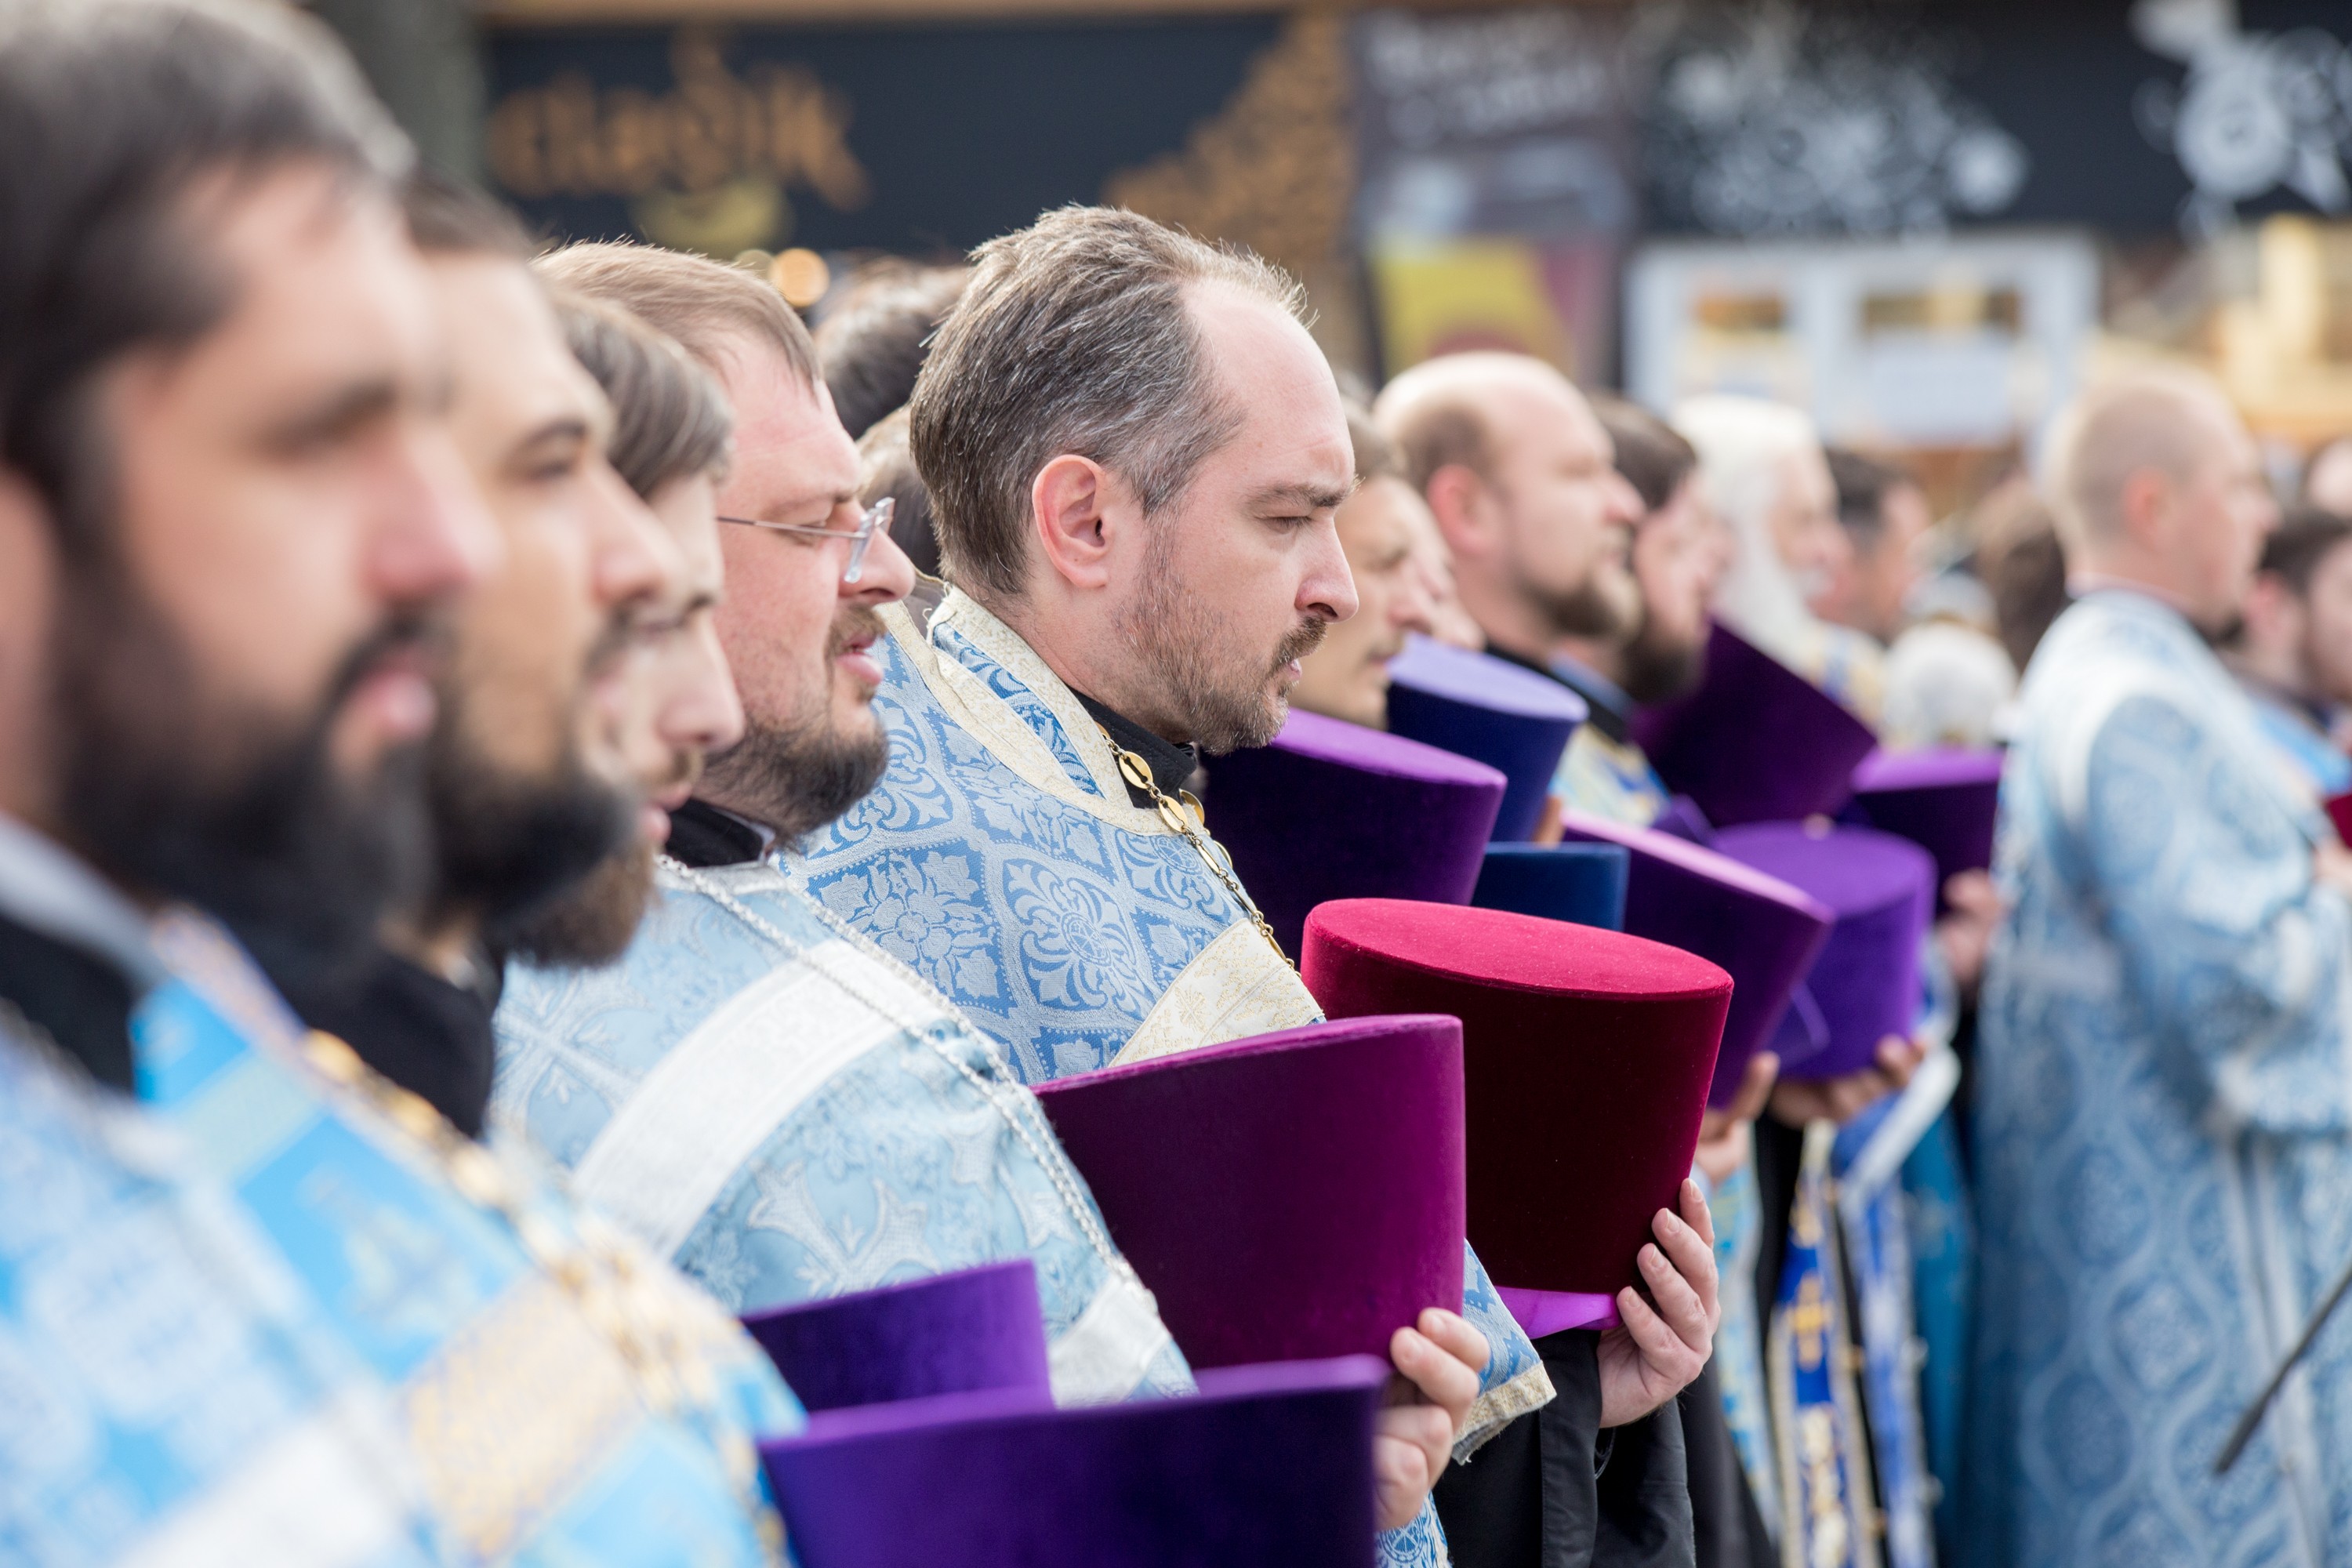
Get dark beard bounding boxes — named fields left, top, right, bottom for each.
left=426, top=695, right=637, bottom=949
left=53, top=566, right=434, bottom=995
left=503, top=834, right=657, bottom=968
left=1531, top=575, right=1638, bottom=641
left=1615, top=615, right=1708, bottom=707
left=699, top=604, right=891, bottom=848
left=1123, top=537, right=1329, bottom=756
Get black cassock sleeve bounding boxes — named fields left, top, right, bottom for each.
left=1432, top=1328, right=1696, bottom=1568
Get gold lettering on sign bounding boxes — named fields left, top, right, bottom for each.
left=488, top=28, right=871, bottom=212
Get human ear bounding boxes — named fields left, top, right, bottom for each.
left=1423, top=464, right=1489, bottom=560
left=1029, top=453, right=1115, bottom=591
left=2117, top=468, right=2173, bottom=552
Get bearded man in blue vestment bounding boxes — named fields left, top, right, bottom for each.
left=0, top=7, right=802, bottom=1558
left=783, top=205, right=1722, bottom=1567
left=1968, top=369, right=2352, bottom=1568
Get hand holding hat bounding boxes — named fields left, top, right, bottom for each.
left=1375, top=1308, right=1490, bottom=1529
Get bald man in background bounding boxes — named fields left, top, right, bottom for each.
left=1967, top=370, right=2352, bottom=1567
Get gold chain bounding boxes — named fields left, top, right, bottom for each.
left=1097, top=728, right=1291, bottom=967
left=295, top=1029, right=785, bottom=1564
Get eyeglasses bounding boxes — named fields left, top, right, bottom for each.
left=718, top=495, right=893, bottom=583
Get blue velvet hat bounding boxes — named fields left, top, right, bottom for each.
left=1472, top=844, right=1631, bottom=931
left=761, top=1356, right=1386, bottom=1566
left=1382, top=636, right=1587, bottom=842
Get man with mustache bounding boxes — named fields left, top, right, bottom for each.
left=496, top=236, right=1503, bottom=1555
left=775, top=207, right=1717, bottom=1566
left=0, top=5, right=800, bottom=1558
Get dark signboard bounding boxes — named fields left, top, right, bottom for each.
left=486, top=17, right=1285, bottom=257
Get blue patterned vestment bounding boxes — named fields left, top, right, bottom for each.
left=786, top=588, right=1553, bottom=1463
left=1969, top=589, right=2352, bottom=1568
left=0, top=1021, right=448, bottom=1566
left=130, top=911, right=804, bottom=1565
left=494, top=857, right=1193, bottom=1406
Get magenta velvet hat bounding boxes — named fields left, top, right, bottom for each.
left=1628, top=622, right=1878, bottom=827
left=1033, top=1015, right=1465, bottom=1369
left=738, top=1260, right=1051, bottom=1414
left=1552, top=808, right=1833, bottom=1108
left=1713, top=821, right=1935, bottom=1082
left=1382, top=636, right=1588, bottom=842
left=1850, top=746, right=2005, bottom=901
left=760, top=1356, right=1386, bottom=1567
left=1300, top=900, right=1729, bottom=1296
left=1207, top=707, right=1506, bottom=955
left=1472, top=843, right=1631, bottom=931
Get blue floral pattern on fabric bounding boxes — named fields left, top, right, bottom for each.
left=793, top=615, right=1238, bottom=1081
left=495, top=866, right=1195, bottom=1406
left=1967, top=590, right=2352, bottom=1568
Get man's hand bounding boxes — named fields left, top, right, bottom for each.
left=1934, top=870, right=2002, bottom=994
left=1768, top=1033, right=1927, bottom=1127
left=1693, top=1051, right=1779, bottom=1185
left=1373, top=1308, right=1488, bottom=1530
left=1597, top=1180, right=1719, bottom=1428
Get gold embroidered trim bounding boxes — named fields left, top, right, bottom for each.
left=1455, top=1361, right=1558, bottom=1465
left=1112, top=922, right=1319, bottom=1068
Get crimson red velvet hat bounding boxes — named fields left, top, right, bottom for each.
left=1553, top=808, right=1833, bottom=1108
left=1300, top=900, right=1730, bottom=1295
left=739, top=1260, right=1051, bottom=1414
left=1207, top=708, right=1508, bottom=956
left=1033, top=1015, right=1464, bottom=1369
left=760, top=1356, right=1385, bottom=1567
left=1383, top=636, right=1588, bottom=842
left=1628, top=622, right=1878, bottom=827
left=1713, top=822, right=1934, bottom=1082
left=1850, top=746, right=2004, bottom=902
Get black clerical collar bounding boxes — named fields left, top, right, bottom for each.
left=0, top=815, right=163, bottom=1093
left=1073, top=692, right=1200, bottom=807
left=666, top=798, right=771, bottom=869
left=283, top=949, right=498, bottom=1138
left=1486, top=644, right=1635, bottom=745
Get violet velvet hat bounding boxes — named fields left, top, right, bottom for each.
left=1552, top=808, right=1833, bottom=1108
left=1849, top=746, right=2005, bottom=900
left=760, top=1356, right=1386, bottom=1567
left=1033, top=1015, right=1465, bottom=1369
left=1301, top=900, right=1729, bottom=1296
left=1712, top=821, right=1935, bottom=1082
left=1472, top=843, right=1631, bottom=932
left=1628, top=622, right=1879, bottom=827
left=739, top=1260, right=1051, bottom=1414
left=1382, top=636, right=1588, bottom=843
left=1207, top=707, right=1507, bottom=955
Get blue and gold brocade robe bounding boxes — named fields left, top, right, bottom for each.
left=1969, top=589, right=2352, bottom=1568
left=83, top=913, right=804, bottom=1565
left=493, top=858, right=1194, bottom=1406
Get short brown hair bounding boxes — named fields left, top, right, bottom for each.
left=1590, top=393, right=1695, bottom=515
left=909, top=205, right=1306, bottom=600
left=402, top=169, right=532, bottom=260
left=856, top=406, right=942, bottom=578
left=1345, top=399, right=1399, bottom=486
left=551, top=290, right=732, bottom=501
left=535, top=240, right=818, bottom=389
left=815, top=260, right=968, bottom=440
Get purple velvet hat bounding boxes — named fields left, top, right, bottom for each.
left=1473, top=843, right=1631, bottom=932
left=1207, top=707, right=1506, bottom=955
left=1553, top=808, right=1832, bottom=1107
left=1850, top=746, right=2005, bottom=902
left=1713, top=821, right=1935, bottom=1082
left=760, top=1356, right=1385, bottom=1567
left=1382, top=636, right=1588, bottom=842
left=1033, top=1016, right=1464, bottom=1369
left=1628, top=622, right=1878, bottom=827
left=739, top=1260, right=1051, bottom=1413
